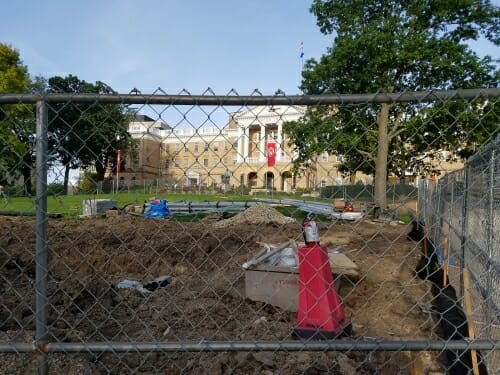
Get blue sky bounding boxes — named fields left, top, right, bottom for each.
left=2, top=1, right=331, bottom=95
left=2, top=0, right=498, bottom=97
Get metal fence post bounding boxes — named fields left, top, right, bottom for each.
left=485, top=147, right=496, bottom=338
left=35, top=100, right=49, bottom=375
left=459, top=164, right=469, bottom=300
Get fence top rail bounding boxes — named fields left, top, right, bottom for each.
left=467, top=133, right=499, bottom=164
left=0, top=88, right=498, bottom=105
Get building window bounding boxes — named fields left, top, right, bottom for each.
left=165, top=160, right=170, bottom=168
left=214, top=142, right=219, bottom=152
left=164, top=144, right=169, bottom=152
left=233, top=141, right=238, bottom=149
left=203, top=158, right=208, bottom=167
left=174, top=159, right=179, bottom=167
left=174, top=144, right=179, bottom=152
left=224, top=141, right=228, bottom=151
left=204, top=143, right=209, bottom=151
left=184, top=144, right=189, bottom=152
left=194, top=143, right=199, bottom=152
left=320, top=179, right=328, bottom=187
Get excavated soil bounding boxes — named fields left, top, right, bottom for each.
left=0, top=204, right=444, bottom=374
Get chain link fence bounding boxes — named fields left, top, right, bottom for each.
left=420, top=133, right=500, bottom=373
left=0, top=89, right=499, bottom=374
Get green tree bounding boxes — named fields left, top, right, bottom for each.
left=47, top=75, right=132, bottom=193
left=285, top=0, right=499, bottom=209
left=0, top=43, right=33, bottom=195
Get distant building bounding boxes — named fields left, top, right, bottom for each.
left=117, top=108, right=464, bottom=192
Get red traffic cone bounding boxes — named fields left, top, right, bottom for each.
left=293, top=243, right=352, bottom=339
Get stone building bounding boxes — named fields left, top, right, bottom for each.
left=118, top=107, right=464, bottom=192
left=120, top=107, right=346, bottom=192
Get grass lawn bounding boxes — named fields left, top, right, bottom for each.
left=0, top=192, right=255, bottom=217
left=0, top=192, right=413, bottom=224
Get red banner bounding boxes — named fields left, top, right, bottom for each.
left=267, top=141, right=276, bottom=167
left=117, top=149, right=121, bottom=173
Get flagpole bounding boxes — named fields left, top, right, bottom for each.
left=299, top=41, right=304, bottom=94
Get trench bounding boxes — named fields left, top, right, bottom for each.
left=413, top=229, right=489, bottom=375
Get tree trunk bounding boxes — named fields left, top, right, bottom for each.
left=22, top=165, right=32, bottom=197
left=64, top=164, right=70, bottom=195
left=95, top=158, right=106, bottom=193
left=374, top=103, right=390, bottom=210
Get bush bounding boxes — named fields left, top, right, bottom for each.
left=228, top=185, right=250, bottom=195
left=3, top=185, right=25, bottom=197
left=47, top=183, right=65, bottom=196
left=77, top=173, right=114, bottom=194
left=294, top=187, right=312, bottom=195
left=77, top=172, right=99, bottom=194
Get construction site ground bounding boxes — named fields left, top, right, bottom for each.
left=0, top=204, right=444, bottom=374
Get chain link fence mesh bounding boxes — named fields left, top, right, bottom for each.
left=420, top=133, right=500, bottom=374
left=0, top=89, right=499, bottom=374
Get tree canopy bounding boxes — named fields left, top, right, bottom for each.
left=285, top=0, right=499, bottom=209
left=0, top=43, right=33, bottom=194
left=47, top=75, right=132, bottom=193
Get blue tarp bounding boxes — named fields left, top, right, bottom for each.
left=144, top=199, right=171, bottom=218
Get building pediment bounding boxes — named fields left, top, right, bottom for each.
left=233, top=105, right=306, bottom=127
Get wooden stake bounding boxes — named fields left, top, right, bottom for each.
left=415, top=200, right=419, bottom=228
left=442, top=237, right=448, bottom=286
left=463, top=268, right=480, bottom=375
left=421, top=217, right=428, bottom=257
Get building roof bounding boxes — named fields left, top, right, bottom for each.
left=233, top=105, right=306, bottom=126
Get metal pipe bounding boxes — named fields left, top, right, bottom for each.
left=0, top=88, right=499, bottom=105
left=35, top=100, right=49, bottom=375
left=0, top=340, right=497, bottom=353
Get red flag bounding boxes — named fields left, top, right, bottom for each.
left=117, top=149, right=121, bottom=173
left=267, top=141, right=276, bottom=167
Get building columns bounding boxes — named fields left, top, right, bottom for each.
left=243, top=127, right=249, bottom=162
left=259, top=125, right=266, bottom=162
left=277, top=120, right=283, bottom=162
left=237, top=126, right=243, bottom=163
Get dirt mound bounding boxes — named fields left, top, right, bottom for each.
left=213, top=203, right=296, bottom=228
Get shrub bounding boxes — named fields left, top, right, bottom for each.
left=47, top=183, right=65, bottom=196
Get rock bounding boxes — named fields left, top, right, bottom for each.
left=174, top=263, right=189, bottom=276
left=296, top=352, right=312, bottom=363
left=235, top=352, right=251, bottom=366
left=252, top=352, right=275, bottom=367
left=252, top=316, right=268, bottom=325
